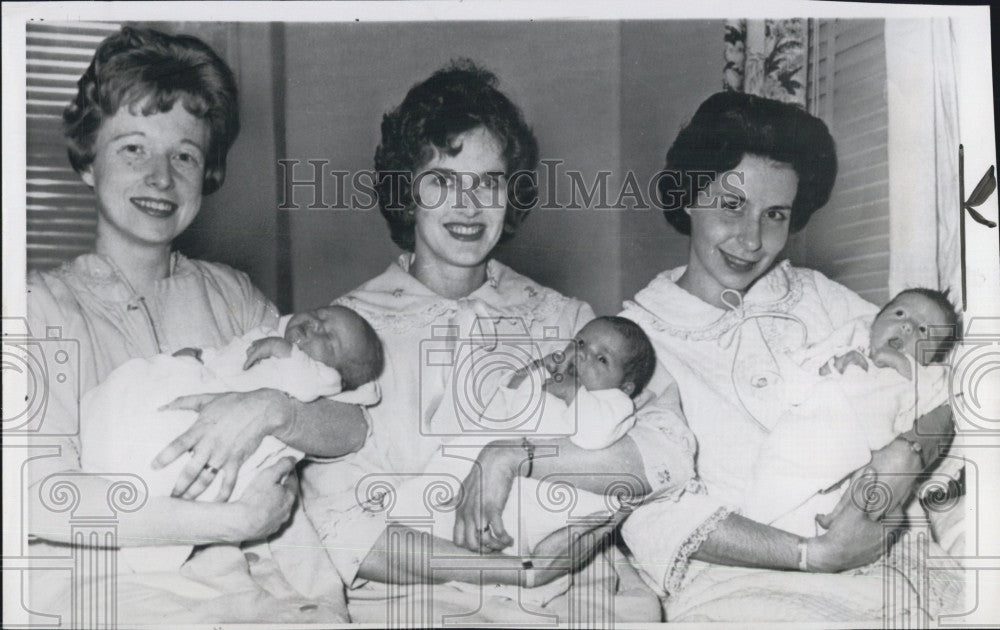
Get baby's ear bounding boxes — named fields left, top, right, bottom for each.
left=620, top=381, right=636, bottom=397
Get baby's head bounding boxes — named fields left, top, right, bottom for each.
left=284, top=305, right=384, bottom=390
left=563, top=316, right=657, bottom=399
left=871, top=288, right=959, bottom=366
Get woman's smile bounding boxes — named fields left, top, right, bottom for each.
left=444, top=222, right=487, bottom=240
left=131, top=197, right=179, bottom=218
left=719, top=249, right=761, bottom=273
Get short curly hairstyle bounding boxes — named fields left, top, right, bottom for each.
left=658, top=91, right=837, bottom=234
left=63, top=26, right=239, bottom=195
left=374, top=60, right=539, bottom=251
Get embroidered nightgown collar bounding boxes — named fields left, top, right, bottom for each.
left=626, top=259, right=804, bottom=341
left=337, top=255, right=568, bottom=334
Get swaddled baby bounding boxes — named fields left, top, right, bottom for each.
left=80, top=305, right=384, bottom=573
left=745, top=288, right=958, bottom=535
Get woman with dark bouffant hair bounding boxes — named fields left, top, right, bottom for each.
left=617, top=91, right=961, bottom=622
left=302, top=60, right=680, bottom=623
left=27, top=26, right=363, bottom=624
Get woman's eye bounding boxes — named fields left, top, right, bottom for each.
left=895, top=309, right=904, bottom=316
left=120, top=144, right=145, bottom=156
left=720, top=196, right=742, bottom=211
left=576, top=339, right=584, bottom=348
left=766, top=209, right=789, bottom=222
left=918, top=325, right=928, bottom=334
left=174, top=152, right=201, bottom=166
left=482, top=173, right=504, bottom=189
left=598, top=356, right=608, bottom=365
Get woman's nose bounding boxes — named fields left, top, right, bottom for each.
left=899, top=321, right=913, bottom=335
left=144, top=154, right=174, bottom=190
left=739, top=215, right=762, bottom=252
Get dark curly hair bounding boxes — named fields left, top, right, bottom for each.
left=594, top=316, right=657, bottom=399
left=63, top=26, right=239, bottom=195
left=657, top=91, right=837, bottom=234
left=374, top=60, right=539, bottom=251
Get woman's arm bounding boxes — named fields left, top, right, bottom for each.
left=451, top=435, right=650, bottom=551
left=357, top=514, right=615, bottom=586
left=154, top=391, right=368, bottom=500
left=29, top=457, right=298, bottom=546
left=452, top=371, right=694, bottom=551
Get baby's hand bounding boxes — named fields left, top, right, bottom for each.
left=819, top=349, right=869, bottom=376
left=244, top=337, right=294, bottom=370
left=870, top=346, right=912, bottom=380
left=508, top=358, right=544, bottom=389
left=172, top=347, right=204, bottom=363
left=543, top=372, right=578, bottom=405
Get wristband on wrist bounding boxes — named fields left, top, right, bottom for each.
left=521, top=437, right=535, bottom=478
left=797, top=538, right=810, bottom=572
left=521, top=559, right=536, bottom=588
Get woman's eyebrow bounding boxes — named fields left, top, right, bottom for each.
left=110, top=132, right=145, bottom=142
left=180, top=138, right=206, bottom=153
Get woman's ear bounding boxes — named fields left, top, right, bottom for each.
left=620, top=381, right=636, bottom=397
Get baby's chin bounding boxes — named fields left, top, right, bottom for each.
left=870, top=344, right=913, bottom=380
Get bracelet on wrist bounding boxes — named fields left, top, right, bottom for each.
left=521, top=437, right=535, bottom=478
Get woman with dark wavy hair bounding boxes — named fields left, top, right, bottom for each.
left=27, top=26, right=364, bottom=623
left=302, top=61, right=684, bottom=623
left=616, top=91, right=961, bottom=622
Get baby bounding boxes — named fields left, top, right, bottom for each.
left=80, top=305, right=384, bottom=573
left=395, top=316, right=657, bottom=557
left=745, top=288, right=958, bottom=535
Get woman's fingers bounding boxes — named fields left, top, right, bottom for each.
left=266, top=456, right=298, bottom=482
left=482, top=509, right=512, bottom=550
left=170, top=445, right=212, bottom=497
left=151, top=422, right=204, bottom=470
left=214, top=461, right=239, bottom=502
left=159, top=392, right=222, bottom=413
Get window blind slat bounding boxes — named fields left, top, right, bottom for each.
left=796, top=19, right=890, bottom=303
left=26, top=21, right=118, bottom=271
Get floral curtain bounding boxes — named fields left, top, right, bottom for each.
left=724, top=19, right=807, bottom=106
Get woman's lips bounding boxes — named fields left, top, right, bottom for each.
left=131, top=197, right=178, bottom=218
left=445, top=223, right=486, bottom=241
left=719, top=250, right=759, bottom=273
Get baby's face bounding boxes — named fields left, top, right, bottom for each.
left=284, top=306, right=367, bottom=369
left=870, top=293, right=951, bottom=365
left=555, top=319, right=634, bottom=395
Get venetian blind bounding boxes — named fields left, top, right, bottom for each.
left=794, top=19, right=890, bottom=304
left=26, top=21, right=120, bottom=271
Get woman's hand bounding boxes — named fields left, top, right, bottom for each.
left=230, top=456, right=299, bottom=542
left=451, top=441, right=520, bottom=552
left=525, top=509, right=623, bottom=586
left=811, top=468, right=904, bottom=572
left=819, top=436, right=923, bottom=526
left=152, top=388, right=291, bottom=500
